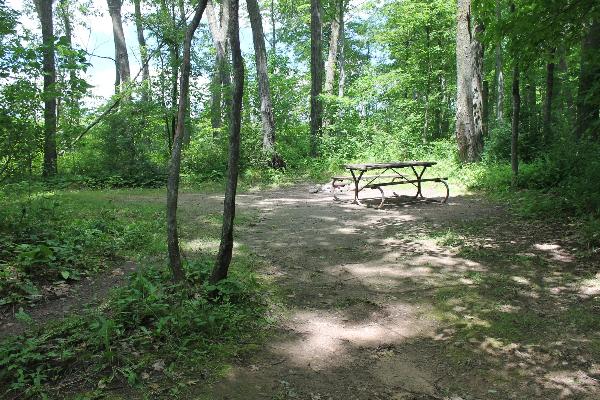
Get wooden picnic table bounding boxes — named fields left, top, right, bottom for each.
left=331, top=161, right=449, bottom=208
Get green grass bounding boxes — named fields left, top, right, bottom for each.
left=0, top=186, right=274, bottom=398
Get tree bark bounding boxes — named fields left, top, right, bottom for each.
left=494, top=0, right=504, bottom=121
left=166, top=0, right=209, bottom=282
left=576, top=18, right=600, bottom=140
left=455, top=0, right=481, bottom=163
left=211, top=0, right=244, bottom=284
left=482, top=80, right=489, bottom=136
left=133, top=0, right=151, bottom=102
left=543, top=53, right=555, bottom=144
left=324, top=0, right=341, bottom=95
left=270, top=0, right=276, bottom=54
left=246, top=0, right=282, bottom=167
left=36, top=0, right=58, bottom=177
left=207, top=0, right=231, bottom=132
left=107, top=0, right=130, bottom=92
left=337, top=0, right=345, bottom=98
left=511, top=63, right=520, bottom=186
left=310, top=0, right=323, bottom=157
left=471, top=22, right=485, bottom=144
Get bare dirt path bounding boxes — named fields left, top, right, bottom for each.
left=197, top=184, right=600, bottom=400
left=0, top=261, right=138, bottom=337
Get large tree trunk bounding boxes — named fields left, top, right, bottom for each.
left=324, top=0, right=341, bottom=95
left=107, top=0, right=130, bottom=92
left=542, top=51, right=555, bottom=144
left=455, top=0, right=481, bottom=163
left=207, top=0, right=231, bottom=132
left=511, top=64, right=520, bottom=186
left=36, top=0, right=58, bottom=177
left=310, top=0, right=323, bottom=157
left=211, top=0, right=244, bottom=284
left=133, top=0, right=151, bottom=102
left=576, top=18, right=600, bottom=141
left=246, top=0, right=282, bottom=167
left=166, top=0, right=209, bottom=282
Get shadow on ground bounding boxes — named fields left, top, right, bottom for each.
left=169, top=184, right=599, bottom=400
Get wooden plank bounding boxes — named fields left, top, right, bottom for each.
left=344, top=161, right=437, bottom=170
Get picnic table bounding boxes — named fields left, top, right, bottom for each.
left=331, top=161, right=449, bottom=208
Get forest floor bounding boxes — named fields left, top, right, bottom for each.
left=193, top=183, right=600, bottom=400
left=2, top=183, right=599, bottom=399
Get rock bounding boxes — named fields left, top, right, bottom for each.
left=308, top=185, right=320, bottom=194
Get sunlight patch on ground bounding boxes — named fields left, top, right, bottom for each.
left=579, top=273, right=600, bottom=297
left=273, top=303, right=436, bottom=370
left=182, top=238, right=240, bottom=252
left=533, top=243, right=575, bottom=263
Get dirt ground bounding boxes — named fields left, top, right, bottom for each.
left=197, top=184, right=600, bottom=400
left=2, top=184, right=599, bottom=399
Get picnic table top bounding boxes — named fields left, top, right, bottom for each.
left=343, top=161, right=437, bottom=171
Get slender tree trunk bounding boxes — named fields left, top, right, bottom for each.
left=324, top=0, right=341, bottom=95
left=166, top=0, right=209, bottom=282
left=455, top=0, right=481, bottom=163
left=471, top=22, right=485, bottom=151
left=511, top=63, right=520, bottom=186
left=133, top=0, right=151, bottom=102
left=543, top=53, right=555, bottom=145
left=36, top=0, right=58, bottom=177
left=526, top=68, right=537, bottom=138
left=337, top=0, right=345, bottom=98
left=576, top=18, right=600, bottom=140
left=58, top=0, right=76, bottom=89
left=211, top=0, right=244, bottom=284
left=310, top=0, right=323, bottom=157
left=270, top=0, right=276, bottom=54
left=482, top=80, right=489, bottom=136
left=494, top=1, right=504, bottom=121
left=107, top=0, right=130, bottom=91
left=246, top=0, right=282, bottom=167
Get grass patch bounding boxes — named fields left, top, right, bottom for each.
left=0, top=250, right=272, bottom=398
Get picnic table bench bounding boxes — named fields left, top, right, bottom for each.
left=331, top=161, right=449, bottom=208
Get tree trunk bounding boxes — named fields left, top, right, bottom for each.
left=207, top=0, right=231, bottom=132
left=471, top=22, right=485, bottom=152
left=310, top=0, right=323, bottom=157
left=166, top=0, right=209, bottom=282
left=526, top=68, right=537, bottom=137
left=543, top=53, right=555, bottom=145
left=494, top=1, right=504, bottom=121
left=511, top=63, right=520, bottom=186
left=324, top=0, right=341, bottom=95
left=211, top=0, right=244, bottom=284
left=133, top=0, right=151, bottom=102
left=482, top=80, right=489, bottom=136
left=270, top=0, right=276, bottom=54
left=58, top=0, right=76, bottom=89
left=337, top=0, right=345, bottom=98
left=107, top=0, right=130, bottom=91
left=576, top=18, right=600, bottom=140
left=36, top=0, right=58, bottom=177
left=455, top=0, right=481, bottom=163
left=246, top=0, right=282, bottom=167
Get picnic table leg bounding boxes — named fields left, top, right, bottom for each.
left=350, top=170, right=364, bottom=205
left=410, top=166, right=427, bottom=200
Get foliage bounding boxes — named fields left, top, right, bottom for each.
left=0, top=257, right=269, bottom=397
left=0, top=185, right=165, bottom=304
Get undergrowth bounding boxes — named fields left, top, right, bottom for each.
left=0, top=257, right=270, bottom=398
